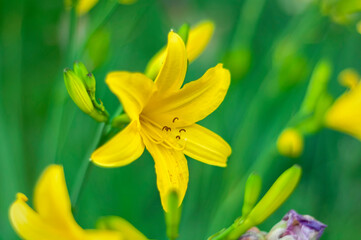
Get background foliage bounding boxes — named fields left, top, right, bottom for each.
left=1, top=0, right=361, bottom=239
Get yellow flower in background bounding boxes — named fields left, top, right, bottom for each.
left=338, top=68, right=359, bottom=89
left=145, top=21, right=215, bottom=79
left=325, top=72, right=361, bottom=140
left=91, top=31, right=231, bottom=211
left=9, top=165, right=147, bottom=240
left=277, top=128, right=304, bottom=158
left=65, top=0, right=137, bottom=16
left=76, top=0, right=98, bottom=16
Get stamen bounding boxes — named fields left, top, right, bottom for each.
left=172, top=117, right=179, bottom=123
left=179, top=129, right=186, bottom=133
left=162, top=126, right=171, bottom=131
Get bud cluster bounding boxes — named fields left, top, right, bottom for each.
left=64, top=62, right=109, bottom=122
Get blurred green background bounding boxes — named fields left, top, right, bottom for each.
left=1, top=0, right=361, bottom=239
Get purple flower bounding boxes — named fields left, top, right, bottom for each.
left=238, top=227, right=266, bottom=240
left=267, top=210, right=327, bottom=240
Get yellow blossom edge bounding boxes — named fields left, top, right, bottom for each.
left=325, top=80, right=361, bottom=140
left=145, top=20, right=215, bottom=79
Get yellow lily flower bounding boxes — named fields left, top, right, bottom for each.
left=9, top=165, right=147, bottom=240
left=145, top=21, right=215, bottom=79
left=91, top=31, right=231, bottom=211
left=325, top=76, right=361, bottom=140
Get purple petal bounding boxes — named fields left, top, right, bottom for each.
left=279, top=210, right=327, bottom=240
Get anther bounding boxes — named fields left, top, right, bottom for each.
left=162, top=126, right=171, bottom=132
left=172, top=117, right=179, bottom=123
left=176, top=135, right=181, bottom=140
left=179, top=129, right=186, bottom=133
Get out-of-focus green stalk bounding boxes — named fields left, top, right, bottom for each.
left=71, top=122, right=105, bottom=212
left=0, top=1, right=25, bottom=238
left=231, top=0, right=266, bottom=48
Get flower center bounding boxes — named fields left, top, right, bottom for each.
left=140, top=115, right=187, bottom=151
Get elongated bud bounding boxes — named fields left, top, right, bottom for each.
left=277, top=128, right=304, bottom=158
left=242, top=173, right=262, bottom=217
left=85, top=73, right=96, bottom=94
left=73, top=62, right=96, bottom=94
left=165, top=190, right=182, bottom=240
left=300, top=60, right=332, bottom=115
left=73, top=61, right=88, bottom=80
left=64, top=68, right=94, bottom=114
left=228, top=165, right=302, bottom=239
left=177, top=23, right=190, bottom=45
left=64, top=63, right=109, bottom=122
left=247, top=165, right=301, bottom=224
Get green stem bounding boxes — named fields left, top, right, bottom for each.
left=70, top=106, right=123, bottom=212
left=71, top=122, right=107, bottom=211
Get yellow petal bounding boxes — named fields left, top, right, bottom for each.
left=186, top=21, right=214, bottom=62
left=9, top=193, right=76, bottom=240
left=154, top=31, right=187, bottom=94
left=325, top=82, right=361, bottom=140
left=106, top=71, right=154, bottom=121
left=97, top=216, right=148, bottom=240
left=144, top=64, right=230, bottom=127
left=77, top=0, right=98, bottom=16
left=33, top=165, right=83, bottom=236
left=183, top=124, right=231, bottom=167
left=144, top=21, right=213, bottom=80
left=142, top=137, right=189, bottom=212
left=91, top=121, right=145, bottom=167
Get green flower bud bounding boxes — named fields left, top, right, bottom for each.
left=247, top=165, right=301, bottom=224
left=165, top=190, right=182, bottom=240
left=64, top=64, right=109, bottom=122
left=242, top=173, right=262, bottom=217
left=228, top=165, right=302, bottom=239
left=73, top=61, right=88, bottom=80
left=300, top=60, right=332, bottom=115
left=64, top=68, right=94, bottom=114
left=85, top=73, right=96, bottom=95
